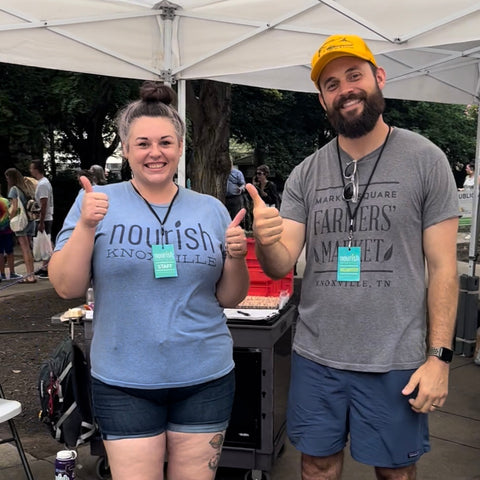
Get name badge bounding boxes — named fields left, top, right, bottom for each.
left=152, top=244, right=178, bottom=278
left=337, top=246, right=361, bottom=282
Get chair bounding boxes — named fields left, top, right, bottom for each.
left=0, top=384, right=35, bottom=480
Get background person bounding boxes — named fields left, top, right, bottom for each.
left=0, top=184, right=22, bottom=280
left=4, top=168, right=37, bottom=283
left=225, top=159, right=246, bottom=220
left=49, top=81, right=249, bottom=480
left=461, top=162, right=476, bottom=189
left=29, top=159, right=54, bottom=278
left=252, top=164, right=280, bottom=208
left=89, top=164, right=108, bottom=185
left=246, top=34, right=459, bottom=480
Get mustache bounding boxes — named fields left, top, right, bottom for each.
left=334, top=92, right=367, bottom=111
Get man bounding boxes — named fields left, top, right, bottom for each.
left=462, top=162, right=476, bottom=189
left=29, top=159, right=54, bottom=278
left=246, top=35, right=459, bottom=480
left=225, top=159, right=246, bottom=220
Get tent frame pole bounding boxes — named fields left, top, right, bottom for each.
left=468, top=107, right=480, bottom=276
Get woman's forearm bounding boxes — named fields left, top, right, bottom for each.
left=49, top=223, right=96, bottom=298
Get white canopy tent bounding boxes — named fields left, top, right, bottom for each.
left=2, top=0, right=480, bottom=272
left=1, top=0, right=480, bottom=100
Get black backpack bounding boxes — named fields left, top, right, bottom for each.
left=38, top=337, right=96, bottom=447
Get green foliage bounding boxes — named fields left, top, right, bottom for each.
left=231, top=89, right=478, bottom=188
left=0, top=65, right=49, bottom=170
left=46, top=72, right=141, bottom=168
left=384, top=100, right=477, bottom=165
left=0, top=65, right=141, bottom=177
left=231, top=85, right=334, bottom=181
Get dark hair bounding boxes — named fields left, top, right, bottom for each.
left=257, top=164, right=270, bottom=176
left=30, top=159, right=45, bottom=175
left=89, top=165, right=107, bottom=185
left=77, top=169, right=95, bottom=183
left=116, top=81, right=185, bottom=145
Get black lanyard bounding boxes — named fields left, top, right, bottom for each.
left=337, top=126, right=391, bottom=246
left=130, top=181, right=179, bottom=244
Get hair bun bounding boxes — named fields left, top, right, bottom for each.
left=139, top=81, right=177, bottom=106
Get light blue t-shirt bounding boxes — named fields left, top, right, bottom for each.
left=55, top=182, right=234, bottom=388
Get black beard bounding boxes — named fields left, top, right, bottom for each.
left=326, top=86, right=385, bottom=139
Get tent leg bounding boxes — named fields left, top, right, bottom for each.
left=467, top=108, right=480, bottom=276
left=455, top=274, right=479, bottom=356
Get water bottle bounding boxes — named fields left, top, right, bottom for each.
left=278, top=289, right=290, bottom=309
left=55, top=449, right=77, bottom=480
left=85, top=287, right=94, bottom=320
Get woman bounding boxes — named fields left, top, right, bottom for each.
left=89, top=164, right=108, bottom=185
left=5, top=168, right=37, bottom=283
left=253, top=164, right=280, bottom=208
left=49, top=82, right=249, bottom=480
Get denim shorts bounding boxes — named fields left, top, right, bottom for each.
left=14, top=220, right=35, bottom=238
left=287, top=351, right=430, bottom=468
left=91, top=370, right=235, bottom=440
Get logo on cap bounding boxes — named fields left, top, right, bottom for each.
left=310, top=34, right=377, bottom=85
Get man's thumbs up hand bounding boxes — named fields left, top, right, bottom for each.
left=245, top=183, right=283, bottom=246
left=80, top=175, right=109, bottom=229
left=246, top=183, right=266, bottom=209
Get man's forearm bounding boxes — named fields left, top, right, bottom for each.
left=255, top=240, right=296, bottom=280
left=427, top=271, right=459, bottom=348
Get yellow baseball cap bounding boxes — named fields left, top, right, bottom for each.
left=311, top=34, right=377, bottom=85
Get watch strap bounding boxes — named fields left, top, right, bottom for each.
left=427, top=347, right=453, bottom=363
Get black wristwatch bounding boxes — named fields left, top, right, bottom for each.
left=427, top=347, right=454, bottom=363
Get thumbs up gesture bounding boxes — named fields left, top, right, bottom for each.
left=245, top=183, right=283, bottom=246
left=225, top=208, right=247, bottom=259
left=79, top=176, right=109, bottom=229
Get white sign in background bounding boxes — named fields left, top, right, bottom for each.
left=458, top=189, right=474, bottom=226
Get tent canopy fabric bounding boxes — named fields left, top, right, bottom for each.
left=1, top=1, right=480, bottom=104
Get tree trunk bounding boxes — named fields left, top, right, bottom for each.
left=186, top=80, right=231, bottom=200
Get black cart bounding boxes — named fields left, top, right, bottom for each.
left=221, top=304, right=296, bottom=480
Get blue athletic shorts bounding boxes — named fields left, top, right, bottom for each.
left=287, top=351, right=430, bottom=468
left=91, top=370, right=235, bottom=440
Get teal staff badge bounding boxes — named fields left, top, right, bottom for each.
left=152, top=244, right=178, bottom=278
left=337, top=246, right=361, bottom=282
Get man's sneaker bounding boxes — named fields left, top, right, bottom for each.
left=0, top=274, right=6, bottom=280
left=37, top=269, right=49, bottom=279
left=9, top=273, right=22, bottom=279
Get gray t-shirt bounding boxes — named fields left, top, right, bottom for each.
left=281, top=128, right=459, bottom=372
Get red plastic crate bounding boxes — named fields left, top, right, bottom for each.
left=246, top=238, right=294, bottom=297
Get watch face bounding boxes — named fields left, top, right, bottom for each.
left=440, top=348, right=453, bottom=363
left=428, top=347, right=454, bottom=363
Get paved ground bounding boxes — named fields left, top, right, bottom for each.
left=1, top=237, right=480, bottom=479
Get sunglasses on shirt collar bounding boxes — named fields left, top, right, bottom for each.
left=343, top=161, right=359, bottom=203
